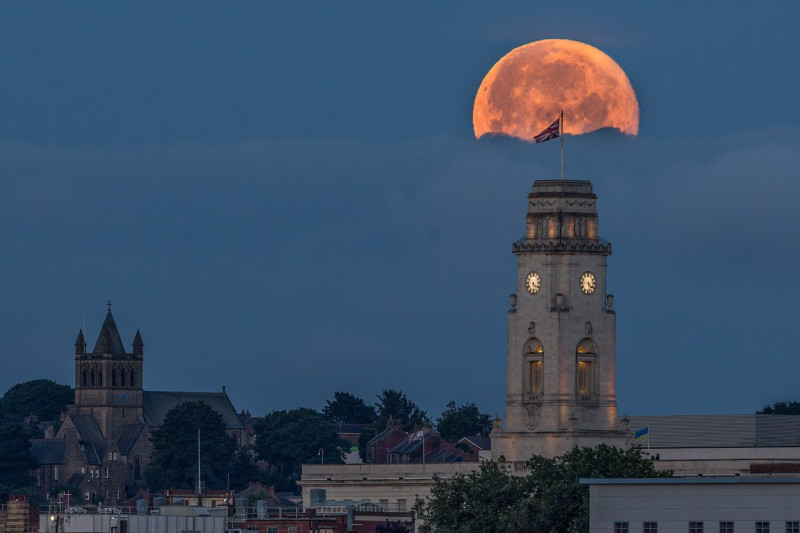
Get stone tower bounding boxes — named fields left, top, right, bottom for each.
left=73, top=305, right=144, bottom=438
left=492, top=180, right=628, bottom=463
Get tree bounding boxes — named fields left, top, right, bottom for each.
left=0, top=416, right=36, bottom=494
left=375, top=390, right=429, bottom=431
left=227, top=449, right=262, bottom=492
left=758, top=401, right=800, bottom=415
left=146, top=401, right=236, bottom=491
left=422, top=444, right=672, bottom=533
left=322, top=392, right=377, bottom=423
left=1, top=379, right=73, bottom=422
left=422, top=460, right=528, bottom=533
left=253, top=408, right=349, bottom=492
left=436, top=401, right=493, bottom=442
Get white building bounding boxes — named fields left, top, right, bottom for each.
left=582, top=477, right=800, bottom=533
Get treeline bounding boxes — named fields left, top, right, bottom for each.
left=0, top=380, right=493, bottom=497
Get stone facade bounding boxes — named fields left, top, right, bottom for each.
left=32, top=308, right=245, bottom=503
left=492, top=180, right=628, bottom=462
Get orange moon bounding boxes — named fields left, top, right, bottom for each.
left=473, top=39, right=639, bottom=140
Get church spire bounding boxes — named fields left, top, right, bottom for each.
left=92, top=305, right=126, bottom=354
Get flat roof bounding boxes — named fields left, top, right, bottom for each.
left=580, top=477, right=800, bottom=486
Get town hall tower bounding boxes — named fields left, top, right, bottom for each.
left=492, top=180, right=628, bottom=463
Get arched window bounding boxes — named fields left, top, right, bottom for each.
left=130, top=369, right=136, bottom=387
left=120, top=368, right=126, bottom=387
left=112, top=368, right=116, bottom=386
left=523, top=338, right=544, bottom=401
left=576, top=338, right=598, bottom=401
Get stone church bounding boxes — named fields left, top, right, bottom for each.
left=31, top=308, right=245, bottom=504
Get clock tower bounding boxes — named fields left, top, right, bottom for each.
left=492, top=180, right=629, bottom=463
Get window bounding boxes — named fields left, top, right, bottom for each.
left=398, top=499, right=407, bottom=512
left=109, top=451, right=118, bottom=461
left=757, top=523, right=770, bottom=533
left=644, top=522, right=658, bottom=533
left=690, top=522, right=704, bottom=533
left=720, top=522, right=734, bottom=533
left=576, top=339, right=598, bottom=401
left=54, top=466, right=59, bottom=481
left=266, top=528, right=278, bottom=533
left=524, top=338, right=544, bottom=400
left=105, top=468, right=109, bottom=479
left=288, top=528, right=298, bottom=533
left=615, top=522, right=629, bottom=533
left=786, top=522, right=799, bottom=533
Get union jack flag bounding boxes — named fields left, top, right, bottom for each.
left=533, top=117, right=561, bottom=143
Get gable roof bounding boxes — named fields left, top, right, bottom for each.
left=115, top=424, right=146, bottom=455
left=31, top=439, right=66, bottom=465
left=70, top=414, right=105, bottom=443
left=143, top=391, right=244, bottom=429
left=458, top=435, right=491, bottom=450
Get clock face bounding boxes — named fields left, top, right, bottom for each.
left=580, top=271, right=597, bottom=294
left=525, top=272, right=542, bottom=294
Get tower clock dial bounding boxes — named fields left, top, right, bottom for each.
left=580, top=271, right=597, bottom=294
left=525, top=272, right=542, bottom=294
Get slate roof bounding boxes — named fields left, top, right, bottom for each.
left=30, top=439, right=66, bottom=464
left=70, top=415, right=105, bottom=443
left=115, top=424, right=145, bottom=455
left=458, top=436, right=491, bottom=450
left=143, top=391, right=244, bottom=429
left=92, top=310, right=128, bottom=354
left=626, top=414, right=800, bottom=448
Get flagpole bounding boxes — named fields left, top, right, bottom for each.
left=560, top=110, right=564, bottom=180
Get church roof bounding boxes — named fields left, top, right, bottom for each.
left=115, top=424, right=146, bottom=455
left=92, top=310, right=127, bottom=354
left=626, top=414, right=800, bottom=448
left=143, top=391, right=244, bottom=429
left=30, top=439, right=66, bottom=464
left=70, top=414, right=105, bottom=443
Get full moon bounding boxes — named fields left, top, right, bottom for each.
left=473, top=39, right=639, bottom=140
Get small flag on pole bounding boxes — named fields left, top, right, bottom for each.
left=533, top=116, right=561, bottom=143
left=633, top=426, right=649, bottom=442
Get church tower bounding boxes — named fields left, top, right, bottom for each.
left=73, top=304, right=144, bottom=438
left=492, top=180, right=628, bottom=464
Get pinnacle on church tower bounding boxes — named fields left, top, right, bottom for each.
left=491, top=180, right=629, bottom=464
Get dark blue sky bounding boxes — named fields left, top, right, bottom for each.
left=2, top=2, right=799, bottom=420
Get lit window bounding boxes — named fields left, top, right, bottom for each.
left=690, top=522, right=704, bottom=533
left=786, top=522, right=799, bottom=533
left=757, top=522, right=770, bottom=533
left=720, top=521, right=734, bottom=533
left=615, top=522, right=629, bottom=533
left=645, top=522, right=658, bottom=533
